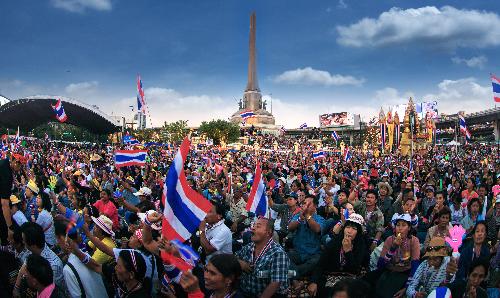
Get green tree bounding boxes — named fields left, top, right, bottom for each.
left=198, top=119, right=240, bottom=145
left=163, top=120, right=189, bottom=143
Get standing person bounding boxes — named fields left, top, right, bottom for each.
left=236, top=217, right=290, bottom=298
left=0, top=154, right=24, bottom=245
left=198, top=203, right=232, bottom=262
left=54, top=219, right=107, bottom=298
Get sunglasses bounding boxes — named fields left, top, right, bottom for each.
left=426, top=245, right=446, bottom=252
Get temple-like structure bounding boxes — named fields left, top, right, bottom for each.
left=231, top=12, right=275, bottom=126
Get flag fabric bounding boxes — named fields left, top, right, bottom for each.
left=331, top=131, right=339, bottom=143
left=343, top=147, right=352, bottom=162
left=114, top=150, right=148, bottom=168
left=492, top=74, right=500, bottom=103
left=161, top=137, right=212, bottom=242
left=137, top=75, right=146, bottom=113
left=240, top=110, right=255, bottom=120
left=459, top=115, right=471, bottom=143
left=395, top=123, right=400, bottom=148
left=123, top=135, right=140, bottom=145
left=246, top=161, right=269, bottom=217
left=380, top=123, right=386, bottom=150
left=409, top=160, right=414, bottom=172
left=312, top=151, right=326, bottom=160
left=299, top=123, right=307, bottom=129
left=170, top=239, right=200, bottom=268
left=52, top=99, right=68, bottom=123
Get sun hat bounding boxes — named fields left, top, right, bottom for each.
left=10, top=195, right=21, bottom=205
left=391, top=213, right=412, bottom=227
left=26, top=180, right=39, bottom=194
left=134, top=187, right=152, bottom=197
left=92, top=215, right=115, bottom=237
left=377, top=182, right=393, bottom=196
left=423, top=237, right=448, bottom=258
left=138, top=210, right=162, bottom=230
left=346, top=213, right=366, bottom=231
left=89, top=154, right=102, bottom=162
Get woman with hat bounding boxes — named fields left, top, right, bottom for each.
left=406, top=237, right=458, bottom=298
left=86, top=214, right=117, bottom=264
left=307, top=213, right=367, bottom=297
left=364, top=213, right=421, bottom=298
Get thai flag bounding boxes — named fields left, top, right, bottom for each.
left=246, top=161, right=269, bottom=217
left=137, top=75, right=146, bottom=113
left=52, top=99, right=68, bottom=123
left=331, top=131, right=339, bottom=143
left=114, top=149, right=148, bottom=168
left=162, top=137, right=212, bottom=242
left=409, top=160, right=414, bottom=172
left=240, top=110, right=255, bottom=120
left=492, top=74, right=500, bottom=102
left=280, top=126, right=286, bottom=134
left=312, top=151, right=326, bottom=160
left=299, top=123, right=307, bottom=129
left=123, top=135, right=140, bottom=145
left=459, top=115, right=471, bottom=143
left=343, top=147, right=352, bottom=162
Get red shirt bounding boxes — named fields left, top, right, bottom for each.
left=93, top=200, right=119, bottom=230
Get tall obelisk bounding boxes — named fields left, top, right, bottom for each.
left=231, top=12, right=275, bottom=126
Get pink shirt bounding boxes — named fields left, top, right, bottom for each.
left=93, top=200, right=119, bottom=230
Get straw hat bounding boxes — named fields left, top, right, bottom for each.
left=92, top=215, right=115, bottom=237
left=424, top=237, right=448, bottom=258
left=90, top=154, right=102, bottom=162
left=377, top=182, right=393, bottom=196
left=26, top=180, right=39, bottom=194
left=10, top=195, right=21, bottom=205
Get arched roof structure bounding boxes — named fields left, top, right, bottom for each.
left=0, top=95, right=120, bottom=134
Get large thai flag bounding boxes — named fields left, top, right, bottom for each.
left=331, top=131, right=339, bottom=143
left=492, top=74, right=500, bottom=103
left=240, top=110, right=255, bottom=121
left=459, top=115, right=471, bottom=142
left=114, top=149, right=147, bottom=168
left=162, top=138, right=212, bottom=242
left=312, top=151, right=326, bottom=160
left=52, top=99, right=68, bottom=123
left=137, top=75, right=146, bottom=113
left=246, top=161, right=269, bottom=217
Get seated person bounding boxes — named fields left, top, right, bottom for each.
left=407, top=237, right=458, bottom=298
left=307, top=213, right=367, bottom=297
left=447, top=259, right=489, bottom=298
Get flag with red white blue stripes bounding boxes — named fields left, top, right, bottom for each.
left=52, top=99, right=68, bottom=123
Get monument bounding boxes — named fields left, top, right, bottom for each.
left=231, top=12, right=276, bottom=126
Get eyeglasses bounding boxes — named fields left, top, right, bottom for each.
left=426, top=245, right=446, bottom=252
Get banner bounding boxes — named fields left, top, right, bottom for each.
left=319, top=112, right=354, bottom=127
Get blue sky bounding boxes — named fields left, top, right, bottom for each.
left=1, top=0, right=499, bottom=127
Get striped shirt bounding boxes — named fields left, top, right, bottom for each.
left=406, top=256, right=454, bottom=298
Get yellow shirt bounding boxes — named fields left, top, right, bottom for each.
left=88, top=237, right=116, bottom=264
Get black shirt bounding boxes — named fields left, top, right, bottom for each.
left=0, top=159, right=13, bottom=199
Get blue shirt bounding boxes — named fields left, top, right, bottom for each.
left=291, top=213, right=325, bottom=257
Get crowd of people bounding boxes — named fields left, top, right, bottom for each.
left=0, top=131, right=499, bottom=298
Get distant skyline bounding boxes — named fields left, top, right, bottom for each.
left=1, top=0, right=499, bottom=128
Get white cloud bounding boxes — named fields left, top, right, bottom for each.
left=374, top=87, right=416, bottom=107
left=65, top=81, right=99, bottom=94
left=422, top=78, right=491, bottom=113
left=50, top=0, right=112, bottom=13
left=451, top=55, right=487, bottom=69
left=273, top=67, right=364, bottom=86
left=337, top=0, right=347, bottom=9
left=113, top=87, right=236, bottom=127
left=337, top=6, right=500, bottom=48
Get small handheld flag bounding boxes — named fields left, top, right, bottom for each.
left=246, top=161, right=269, bottom=217
left=52, top=99, right=68, bottom=123
left=312, top=151, right=326, bottom=160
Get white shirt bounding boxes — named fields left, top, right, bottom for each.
left=12, top=210, right=28, bottom=226
left=63, top=254, right=107, bottom=298
left=36, top=209, right=56, bottom=246
left=205, top=220, right=232, bottom=260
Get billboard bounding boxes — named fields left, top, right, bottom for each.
left=319, top=112, right=354, bottom=127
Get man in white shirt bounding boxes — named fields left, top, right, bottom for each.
left=198, top=202, right=232, bottom=262
left=54, top=219, right=107, bottom=298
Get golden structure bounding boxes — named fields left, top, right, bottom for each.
left=400, top=97, right=435, bottom=156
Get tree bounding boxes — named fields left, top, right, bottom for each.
left=163, top=120, right=189, bottom=143
left=198, top=119, right=239, bottom=145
